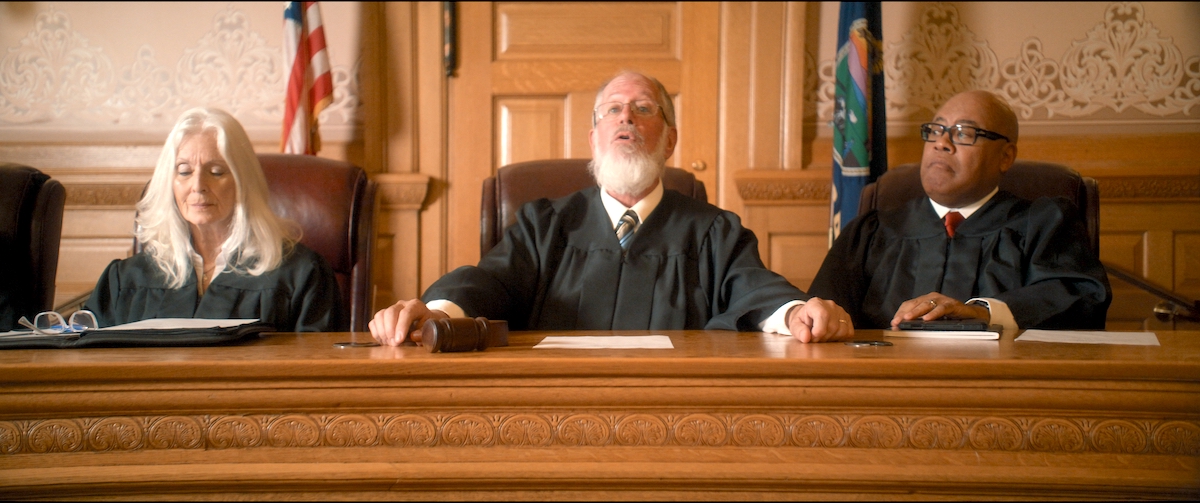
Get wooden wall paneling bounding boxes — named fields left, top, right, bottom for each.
left=747, top=2, right=786, bottom=174
left=782, top=2, right=810, bottom=174
left=736, top=169, right=832, bottom=289
left=718, top=2, right=754, bottom=218
left=495, top=2, right=678, bottom=60
left=372, top=2, right=437, bottom=306
left=724, top=2, right=824, bottom=284
left=446, top=1, right=494, bottom=275
left=1178, top=233, right=1200, bottom=293
left=567, top=91, right=597, bottom=159
left=496, top=97, right=565, bottom=166
left=415, top=1, right=449, bottom=295
left=1100, top=201, right=1200, bottom=330
left=679, top=2, right=720, bottom=206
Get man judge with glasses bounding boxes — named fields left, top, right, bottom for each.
left=809, top=90, right=1111, bottom=330
left=369, top=71, right=854, bottom=346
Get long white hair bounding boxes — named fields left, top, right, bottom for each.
left=136, top=107, right=298, bottom=289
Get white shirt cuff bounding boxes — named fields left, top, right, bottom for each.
left=760, top=300, right=806, bottom=335
left=967, top=297, right=1018, bottom=333
left=425, top=299, right=466, bottom=319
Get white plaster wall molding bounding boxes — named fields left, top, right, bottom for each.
left=1058, top=2, right=1194, bottom=116
left=103, top=45, right=183, bottom=125
left=997, top=38, right=1064, bottom=120
left=813, top=2, right=1199, bottom=127
left=1029, top=2, right=1195, bottom=118
left=174, top=6, right=283, bottom=124
left=0, top=4, right=362, bottom=142
left=880, top=3, right=999, bottom=119
left=0, top=7, right=113, bottom=124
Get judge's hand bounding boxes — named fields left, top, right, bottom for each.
left=890, top=292, right=990, bottom=328
left=368, top=299, right=450, bottom=346
left=787, top=297, right=854, bottom=343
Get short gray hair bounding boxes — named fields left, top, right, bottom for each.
left=593, top=71, right=676, bottom=128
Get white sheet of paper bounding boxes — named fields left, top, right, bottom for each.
left=534, top=335, right=674, bottom=349
left=94, top=318, right=259, bottom=331
left=1015, top=330, right=1159, bottom=346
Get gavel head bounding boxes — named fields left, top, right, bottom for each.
left=421, top=317, right=509, bottom=353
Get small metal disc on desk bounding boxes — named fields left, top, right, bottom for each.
left=333, top=341, right=380, bottom=348
left=844, top=340, right=893, bottom=347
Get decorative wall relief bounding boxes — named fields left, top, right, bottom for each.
left=1001, top=2, right=1199, bottom=118
left=0, top=8, right=114, bottom=123
left=882, top=3, right=1000, bottom=118
left=814, top=2, right=1200, bottom=125
left=0, top=5, right=360, bottom=134
left=170, top=7, right=283, bottom=124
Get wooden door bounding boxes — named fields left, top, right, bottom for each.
left=445, top=2, right=719, bottom=270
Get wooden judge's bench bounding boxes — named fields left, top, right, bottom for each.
left=0, top=330, right=1197, bottom=500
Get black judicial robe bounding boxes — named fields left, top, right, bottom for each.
left=809, top=191, right=1111, bottom=329
left=423, top=187, right=807, bottom=331
left=84, top=242, right=344, bottom=332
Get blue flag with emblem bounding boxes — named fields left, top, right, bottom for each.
left=829, top=1, right=886, bottom=246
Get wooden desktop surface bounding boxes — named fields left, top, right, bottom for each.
left=1, top=330, right=1197, bottom=500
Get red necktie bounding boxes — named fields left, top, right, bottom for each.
left=944, top=211, right=964, bottom=238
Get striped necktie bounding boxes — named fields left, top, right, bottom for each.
left=615, top=209, right=639, bottom=249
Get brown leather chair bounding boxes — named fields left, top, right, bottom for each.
left=857, top=160, right=1099, bottom=256
left=480, top=158, right=707, bottom=256
left=0, top=164, right=66, bottom=331
left=257, top=154, right=377, bottom=332
left=133, top=154, right=377, bottom=332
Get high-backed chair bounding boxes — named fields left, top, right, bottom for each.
left=0, top=164, right=66, bottom=331
left=857, top=160, right=1099, bottom=256
left=480, top=158, right=707, bottom=256
left=133, top=154, right=377, bottom=332
left=257, top=154, right=377, bottom=332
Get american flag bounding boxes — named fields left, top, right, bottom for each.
left=282, top=1, right=332, bottom=155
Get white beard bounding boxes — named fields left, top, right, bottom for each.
left=588, top=131, right=667, bottom=198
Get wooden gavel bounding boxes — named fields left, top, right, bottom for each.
left=411, top=317, right=509, bottom=353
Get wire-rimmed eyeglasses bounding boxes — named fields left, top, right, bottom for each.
left=17, top=310, right=98, bottom=336
left=593, top=100, right=664, bottom=125
left=920, top=123, right=1010, bottom=146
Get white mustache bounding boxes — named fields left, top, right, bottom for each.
left=612, top=126, right=643, bottom=143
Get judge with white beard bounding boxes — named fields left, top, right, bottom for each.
left=369, top=71, right=854, bottom=346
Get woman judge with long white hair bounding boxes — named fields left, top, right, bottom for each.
left=84, top=108, right=343, bottom=331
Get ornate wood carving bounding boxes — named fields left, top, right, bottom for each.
left=736, top=180, right=831, bottom=202
left=375, top=173, right=430, bottom=210
left=2, top=412, right=1195, bottom=455
left=1096, top=176, right=1200, bottom=200
left=63, top=184, right=146, bottom=207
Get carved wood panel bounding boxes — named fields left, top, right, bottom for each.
left=2, top=412, right=1195, bottom=455
left=495, top=2, right=678, bottom=61
left=496, top=97, right=566, bottom=166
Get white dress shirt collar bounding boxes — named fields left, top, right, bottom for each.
left=929, top=186, right=999, bottom=220
left=599, top=180, right=664, bottom=228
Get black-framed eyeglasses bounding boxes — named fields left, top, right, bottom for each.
left=593, top=100, right=664, bottom=125
left=920, top=123, right=1010, bottom=146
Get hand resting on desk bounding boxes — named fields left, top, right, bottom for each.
left=370, top=296, right=856, bottom=346
left=787, top=297, right=854, bottom=343
left=369, top=299, right=449, bottom=347
left=890, top=292, right=990, bottom=329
